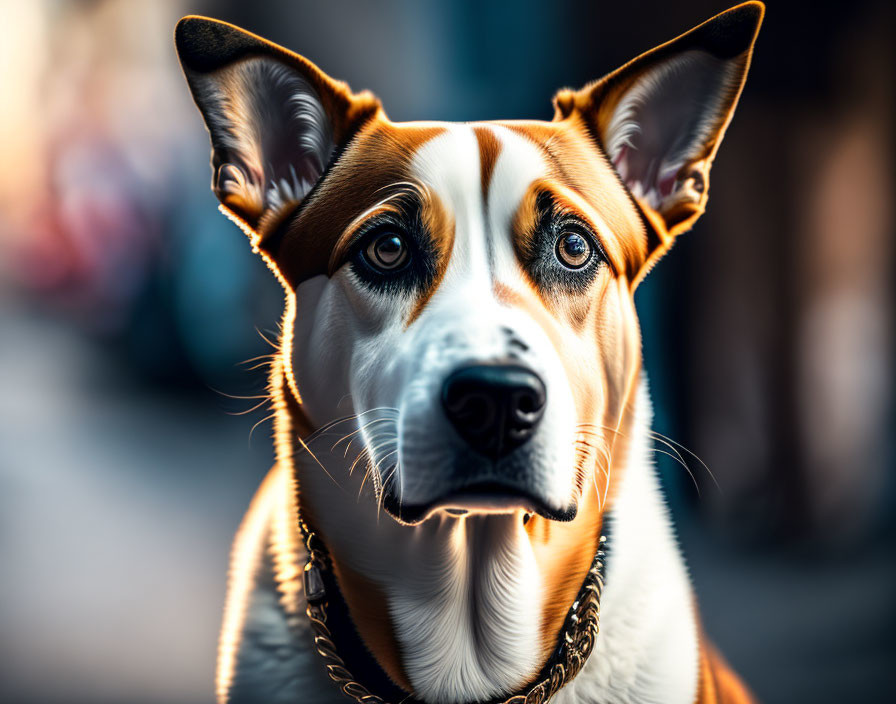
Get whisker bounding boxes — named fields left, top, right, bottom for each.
left=575, top=422, right=627, bottom=439
left=342, top=434, right=365, bottom=460
left=330, top=417, right=395, bottom=451
left=370, top=455, right=385, bottom=522
left=592, top=460, right=603, bottom=513
left=574, top=437, right=603, bottom=512
left=248, top=412, right=277, bottom=445
left=649, top=434, right=690, bottom=481
left=652, top=448, right=701, bottom=496
left=572, top=437, right=610, bottom=511
left=576, top=421, right=720, bottom=496
left=225, top=398, right=270, bottom=417
left=377, top=461, right=399, bottom=523
left=297, top=436, right=342, bottom=489
left=221, top=393, right=270, bottom=402
left=648, top=430, right=721, bottom=493
left=599, top=439, right=613, bottom=509
left=353, top=447, right=378, bottom=500
left=301, top=416, right=358, bottom=444
left=209, top=386, right=271, bottom=403
left=350, top=447, right=371, bottom=477
left=237, top=352, right=278, bottom=367
left=373, top=451, right=399, bottom=484
left=301, top=407, right=398, bottom=446
left=254, top=326, right=279, bottom=350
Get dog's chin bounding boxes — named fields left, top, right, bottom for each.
left=382, top=480, right=577, bottom=526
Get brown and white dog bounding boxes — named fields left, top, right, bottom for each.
left=175, top=3, right=763, bottom=703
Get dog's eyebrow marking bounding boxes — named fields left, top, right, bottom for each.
left=514, top=181, right=623, bottom=280
left=327, top=181, right=431, bottom=274
left=405, top=190, right=454, bottom=326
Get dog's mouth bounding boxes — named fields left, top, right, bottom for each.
left=382, top=479, right=577, bottom=525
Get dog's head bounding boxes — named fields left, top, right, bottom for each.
left=178, top=3, right=761, bottom=700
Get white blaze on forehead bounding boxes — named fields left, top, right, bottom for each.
left=408, top=124, right=550, bottom=291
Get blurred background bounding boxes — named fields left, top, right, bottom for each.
left=0, top=1, right=893, bottom=702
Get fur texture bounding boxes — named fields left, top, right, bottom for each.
left=191, top=57, right=335, bottom=229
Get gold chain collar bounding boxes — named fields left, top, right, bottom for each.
left=297, top=514, right=607, bottom=704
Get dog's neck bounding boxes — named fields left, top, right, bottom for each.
left=278, top=369, right=700, bottom=704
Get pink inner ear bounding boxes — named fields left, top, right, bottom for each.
left=603, top=49, right=740, bottom=211
left=657, top=171, right=677, bottom=199
left=612, top=145, right=630, bottom=181
left=612, top=143, right=680, bottom=210
left=613, top=144, right=667, bottom=205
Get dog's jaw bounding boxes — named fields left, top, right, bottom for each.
left=218, top=377, right=701, bottom=704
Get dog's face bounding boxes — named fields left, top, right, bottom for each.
left=290, top=118, right=647, bottom=524
left=178, top=4, right=761, bottom=700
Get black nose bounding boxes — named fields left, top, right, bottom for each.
left=441, top=364, right=547, bottom=460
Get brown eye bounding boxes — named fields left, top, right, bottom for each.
left=365, top=232, right=409, bottom=271
left=555, top=231, right=592, bottom=269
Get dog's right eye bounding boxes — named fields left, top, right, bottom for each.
left=349, top=216, right=436, bottom=295
left=365, top=231, right=409, bottom=272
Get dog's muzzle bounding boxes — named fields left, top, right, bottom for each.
left=383, top=363, right=576, bottom=524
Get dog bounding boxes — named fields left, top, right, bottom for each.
left=175, top=3, right=763, bottom=702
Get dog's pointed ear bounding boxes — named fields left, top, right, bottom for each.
left=175, top=16, right=381, bottom=239
left=553, top=2, right=763, bottom=254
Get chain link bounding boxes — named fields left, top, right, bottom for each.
left=298, top=515, right=606, bottom=704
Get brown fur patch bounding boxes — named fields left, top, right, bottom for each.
left=695, top=635, right=756, bottom=703
left=527, top=360, right=639, bottom=659
left=526, top=496, right=604, bottom=660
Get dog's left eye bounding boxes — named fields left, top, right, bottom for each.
left=365, top=231, right=409, bottom=272
left=555, top=231, right=593, bottom=269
